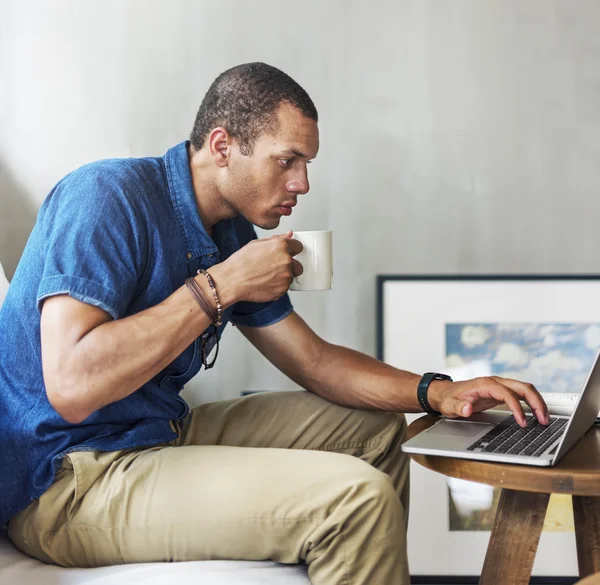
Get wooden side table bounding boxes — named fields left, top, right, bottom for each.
left=406, top=416, right=600, bottom=585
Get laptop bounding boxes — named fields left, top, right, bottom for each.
left=401, top=348, right=600, bottom=467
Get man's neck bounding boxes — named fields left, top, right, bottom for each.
left=187, top=145, right=236, bottom=237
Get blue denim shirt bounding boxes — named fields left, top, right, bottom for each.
left=0, top=141, right=293, bottom=530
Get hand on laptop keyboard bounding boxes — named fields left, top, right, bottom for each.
left=428, top=375, right=550, bottom=428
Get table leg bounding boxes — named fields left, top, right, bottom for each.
left=573, top=495, right=600, bottom=577
left=479, top=488, right=550, bottom=585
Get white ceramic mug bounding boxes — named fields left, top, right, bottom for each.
left=290, top=230, right=333, bottom=291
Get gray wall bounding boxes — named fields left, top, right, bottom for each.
left=1, top=0, right=599, bottom=405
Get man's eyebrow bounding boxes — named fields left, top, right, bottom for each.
left=280, top=148, right=314, bottom=160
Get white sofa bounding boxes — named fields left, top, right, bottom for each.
left=0, top=261, right=310, bottom=584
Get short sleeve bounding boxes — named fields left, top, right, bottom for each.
left=37, top=165, right=147, bottom=320
left=228, top=218, right=294, bottom=328
left=230, top=294, right=294, bottom=328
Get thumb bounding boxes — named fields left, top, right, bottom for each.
left=458, top=401, right=472, bottom=418
left=262, top=230, right=292, bottom=241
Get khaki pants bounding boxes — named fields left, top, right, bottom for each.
left=8, top=391, right=410, bottom=585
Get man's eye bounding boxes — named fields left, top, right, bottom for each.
left=279, top=158, right=294, bottom=167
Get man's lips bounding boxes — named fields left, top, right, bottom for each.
left=278, top=201, right=296, bottom=216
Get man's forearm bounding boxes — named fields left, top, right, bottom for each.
left=306, top=343, right=428, bottom=413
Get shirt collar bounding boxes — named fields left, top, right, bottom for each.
left=164, top=141, right=239, bottom=263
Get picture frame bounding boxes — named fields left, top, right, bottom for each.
left=376, top=275, right=600, bottom=583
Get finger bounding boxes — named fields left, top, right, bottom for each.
left=445, top=399, right=474, bottom=419
left=486, top=380, right=528, bottom=427
left=260, top=232, right=287, bottom=242
left=262, top=230, right=293, bottom=242
left=287, top=238, right=304, bottom=257
left=514, top=383, right=550, bottom=425
left=449, top=393, right=493, bottom=419
left=292, top=259, right=304, bottom=277
left=458, top=401, right=473, bottom=418
left=491, top=377, right=549, bottom=425
left=443, top=392, right=479, bottom=419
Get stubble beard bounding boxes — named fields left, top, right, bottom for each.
left=230, top=176, right=280, bottom=230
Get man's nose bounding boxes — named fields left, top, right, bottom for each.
left=286, top=172, right=310, bottom=195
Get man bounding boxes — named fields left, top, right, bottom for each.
left=0, top=62, right=548, bottom=584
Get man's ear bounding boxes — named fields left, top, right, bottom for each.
left=208, top=127, right=232, bottom=168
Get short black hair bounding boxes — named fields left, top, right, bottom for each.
left=190, top=62, right=318, bottom=156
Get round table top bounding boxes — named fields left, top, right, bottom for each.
left=406, top=416, right=600, bottom=495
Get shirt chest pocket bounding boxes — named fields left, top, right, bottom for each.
left=160, top=339, right=201, bottom=390
left=160, top=305, right=233, bottom=388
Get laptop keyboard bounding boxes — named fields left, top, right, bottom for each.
left=466, top=415, right=568, bottom=457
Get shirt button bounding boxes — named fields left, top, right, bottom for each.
left=186, top=252, right=192, bottom=260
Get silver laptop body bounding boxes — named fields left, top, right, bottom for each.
left=401, top=349, right=600, bottom=467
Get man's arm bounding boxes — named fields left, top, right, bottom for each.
left=41, top=233, right=302, bottom=424
left=238, top=311, right=550, bottom=427
left=41, top=271, right=233, bottom=424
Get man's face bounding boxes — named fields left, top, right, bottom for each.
left=223, top=102, right=319, bottom=229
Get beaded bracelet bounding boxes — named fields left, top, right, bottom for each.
left=185, top=277, right=218, bottom=324
left=198, top=269, right=223, bottom=326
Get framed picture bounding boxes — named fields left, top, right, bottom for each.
left=376, top=275, right=600, bottom=582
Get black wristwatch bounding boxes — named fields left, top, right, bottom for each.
left=417, top=372, right=453, bottom=416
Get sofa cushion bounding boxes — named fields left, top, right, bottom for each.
left=0, top=535, right=311, bottom=584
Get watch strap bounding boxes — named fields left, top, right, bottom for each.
left=417, top=372, right=452, bottom=416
